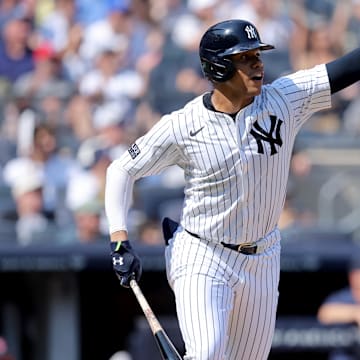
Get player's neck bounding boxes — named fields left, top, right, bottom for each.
left=211, top=89, right=254, bottom=114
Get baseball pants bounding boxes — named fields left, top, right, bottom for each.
left=165, top=229, right=281, bottom=360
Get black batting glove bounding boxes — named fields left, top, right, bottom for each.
left=110, top=240, right=142, bottom=288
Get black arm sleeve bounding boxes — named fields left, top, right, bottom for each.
left=326, top=47, right=360, bottom=94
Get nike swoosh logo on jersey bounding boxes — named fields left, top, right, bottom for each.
left=190, top=126, right=204, bottom=137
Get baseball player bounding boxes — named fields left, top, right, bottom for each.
left=105, top=19, right=360, bottom=360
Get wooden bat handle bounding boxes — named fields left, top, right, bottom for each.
left=130, top=279, right=162, bottom=334
left=129, top=279, right=183, bottom=359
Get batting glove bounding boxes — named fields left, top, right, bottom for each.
left=110, top=241, right=142, bottom=288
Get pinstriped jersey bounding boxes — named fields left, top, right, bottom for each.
left=116, top=64, right=331, bottom=245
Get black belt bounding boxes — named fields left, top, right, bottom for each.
left=185, top=229, right=258, bottom=255
left=220, top=242, right=258, bottom=255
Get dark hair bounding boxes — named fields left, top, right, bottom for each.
left=34, top=123, right=55, bottom=138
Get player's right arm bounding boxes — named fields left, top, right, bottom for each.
left=106, top=164, right=141, bottom=287
left=105, top=113, right=182, bottom=234
left=105, top=114, right=183, bottom=287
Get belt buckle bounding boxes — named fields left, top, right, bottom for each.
left=237, top=243, right=255, bottom=253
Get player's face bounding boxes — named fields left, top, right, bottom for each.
left=229, top=49, right=264, bottom=96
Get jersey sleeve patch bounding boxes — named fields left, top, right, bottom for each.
left=128, top=143, right=141, bottom=159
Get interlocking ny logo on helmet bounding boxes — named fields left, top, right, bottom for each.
left=244, top=25, right=257, bottom=39
left=199, top=19, right=274, bottom=82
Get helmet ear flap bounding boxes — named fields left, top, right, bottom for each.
left=201, top=57, right=235, bottom=82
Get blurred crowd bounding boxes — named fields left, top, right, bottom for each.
left=1, top=0, right=360, bottom=247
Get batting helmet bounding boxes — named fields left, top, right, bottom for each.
left=199, top=19, right=274, bottom=82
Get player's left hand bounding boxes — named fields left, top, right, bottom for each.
left=110, top=240, right=142, bottom=288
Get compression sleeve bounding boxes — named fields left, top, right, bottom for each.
left=105, top=160, right=135, bottom=234
left=326, top=47, right=360, bottom=94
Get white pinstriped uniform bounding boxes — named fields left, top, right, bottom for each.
left=108, top=64, right=331, bottom=359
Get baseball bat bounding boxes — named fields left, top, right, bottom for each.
left=129, top=279, right=183, bottom=360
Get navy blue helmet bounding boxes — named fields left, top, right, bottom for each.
left=199, top=19, right=274, bottom=82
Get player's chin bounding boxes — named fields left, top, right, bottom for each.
left=248, top=83, right=262, bottom=96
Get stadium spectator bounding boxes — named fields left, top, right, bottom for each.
left=145, top=0, right=212, bottom=116
left=73, top=200, right=106, bottom=243
left=150, top=0, right=188, bottom=34
left=78, top=45, right=144, bottom=114
left=61, top=199, right=107, bottom=244
left=59, top=94, right=95, bottom=154
left=3, top=39, right=75, bottom=160
left=65, top=137, right=113, bottom=238
left=291, top=20, right=355, bottom=134
left=0, top=0, right=36, bottom=31
left=65, top=137, right=111, bottom=220
left=3, top=123, right=79, bottom=224
left=78, top=1, right=131, bottom=64
left=58, top=22, right=87, bottom=83
left=317, top=255, right=360, bottom=360
left=0, top=18, right=35, bottom=84
left=4, top=159, right=53, bottom=246
left=331, top=0, right=360, bottom=52
left=12, top=40, right=75, bottom=117
left=318, top=256, right=360, bottom=326
left=91, top=101, right=132, bottom=159
left=38, top=0, right=77, bottom=53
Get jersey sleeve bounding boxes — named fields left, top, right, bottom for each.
left=105, top=164, right=135, bottom=234
left=114, top=114, right=182, bottom=179
left=272, top=64, right=332, bottom=129
left=105, top=114, right=182, bottom=234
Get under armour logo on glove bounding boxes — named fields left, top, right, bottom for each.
left=110, top=241, right=142, bottom=288
left=112, top=256, right=124, bottom=266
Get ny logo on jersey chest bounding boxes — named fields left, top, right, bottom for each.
left=250, top=115, right=283, bottom=155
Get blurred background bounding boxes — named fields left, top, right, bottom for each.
left=0, top=0, right=360, bottom=359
